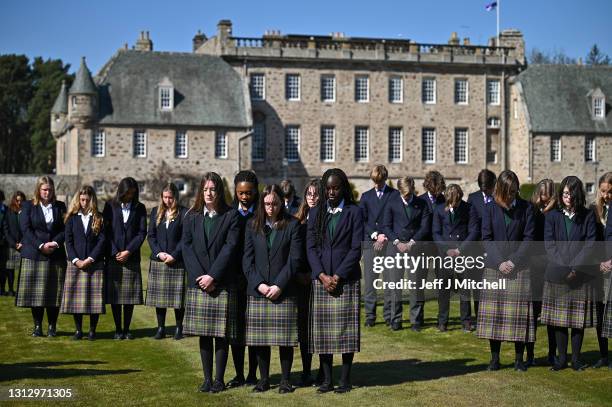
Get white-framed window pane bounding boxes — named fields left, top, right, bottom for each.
left=551, top=136, right=561, bottom=162
left=249, top=73, right=265, bottom=100
left=320, top=126, right=335, bottom=162
left=389, top=76, right=403, bottom=103
left=133, top=130, right=147, bottom=158
left=585, top=136, right=596, bottom=162
left=487, top=79, right=500, bottom=105
left=160, top=87, right=173, bottom=110
left=487, top=117, right=501, bottom=129
left=285, top=74, right=300, bottom=101
left=215, top=131, right=227, bottom=159
left=388, top=127, right=402, bottom=163
left=92, top=129, right=105, bottom=157
left=355, top=75, right=369, bottom=102
left=455, top=79, right=468, bottom=104
left=422, top=78, right=436, bottom=104
left=422, top=128, right=436, bottom=163
left=321, top=75, right=336, bottom=102
left=175, top=131, right=188, bottom=158
left=586, top=183, right=596, bottom=194
left=252, top=122, right=266, bottom=161
left=454, top=128, right=469, bottom=164
left=355, top=126, right=369, bottom=162
left=174, top=179, right=187, bottom=194
left=593, top=97, right=605, bottom=118
left=284, top=125, right=300, bottom=162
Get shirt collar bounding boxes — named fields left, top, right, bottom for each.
left=375, top=184, right=386, bottom=194
left=41, top=202, right=53, bottom=210
left=121, top=202, right=131, bottom=210
left=78, top=210, right=91, bottom=217
left=238, top=204, right=255, bottom=216
left=327, top=199, right=345, bottom=214
left=562, top=208, right=576, bottom=220
left=203, top=207, right=217, bottom=218
left=401, top=194, right=414, bottom=206
left=265, top=218, right=276, bottom=228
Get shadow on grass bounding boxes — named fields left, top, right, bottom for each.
left=0, top=360, right=141, bottom=382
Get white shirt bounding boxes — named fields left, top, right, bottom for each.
left=562, top=208, right=576, bottom=220
left=41, top=202, right=54, bottom=227
left=375, top=184, right=386, bottom=199
left=79, top=211, right=91, bottom=234
left=327, top=199, right=345, bottom=215
left=203, top=207, right=217, bottom=218
left=121, top=202, right=131, bottom=223
left=483, top=192, right=492, bottom=204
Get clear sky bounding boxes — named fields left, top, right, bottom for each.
left=1, top=0, right=611, bottom=74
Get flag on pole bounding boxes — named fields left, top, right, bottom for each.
left=485, top=1, right=497, bottom=11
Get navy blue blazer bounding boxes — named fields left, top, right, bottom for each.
left=2, top=209, right=22, bottom=249
left=285, top=197, right=301, bottom=216
left=232, top=206, right=256, bottom=291
left=182, top=208, right=240, bottom=288
left=19, top=200, right=67, bottom=262
left=383, top=194, right=431, bottom=243
left=306, top=203, right=363, bottom=281
left=481, top=198, right=535, bottom=269
left=65, top=213, right=106, bottom=263
left=359, top=185, right=399, bottom=241
left=418, top=192, right=445, bottom=241
left=147, top=206, right=187, bottom=262
left=102, top=201, right=147, bottom=262
left=432, top=200, right=479, bottom=254
left=544, top=208, right=597, bottom=283
left=467, top=191, right=493, bottom=240
left=243, top=215, right=303, bottom=298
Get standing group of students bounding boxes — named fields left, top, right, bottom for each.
left=1, top=164, right=612, bottom=395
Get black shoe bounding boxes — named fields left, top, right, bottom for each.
left=314, top=370, right=324, bottom=386
left=226, top=376, right=246, bottom=388
left=316, top=383, right=334, bottom=393
left=72, top=330, right=83, bottom=340
left=114, top=331, right=124, bottom=340
left=245, top=374, right=258, bottom=386
left=124, top=331, right=135, bottom=340
left=278, top=380, right=294, bottom=394
left=592, top=358, right=609, bottom=369
left=547, top=353, right=557, bottom=366
left=153, top=327, right=165, bottom=340
left=210, top=379, right=225, bottom=393
left=365, top=320, right=375, bottom=328
left=47, top=325, right=57, bottom=337
left=462, top=322, right=474, bottom=333
left=198, top=380, right=212, bottom=393
left=525, top=357, right=536, bottom=367
left=252, top=379, right=270, bottom=393
left=550, top=362, right=568, bottom=371
left=174, top=326, right=184, bottom=340
left=571, top=360, right=588, bottom=371
left=295, top=374, right=314, bottom=387
left=391, top=322, right=402, bottom=331
left=334, top=384, right=352, bottom=394
left=514, top=360, right=527, bottom=372
left=88, top=331, right=96, bottom=341
left=410, top=324, right=421, bottom=332
left=31, top=325, right=43, bottom=337
left=438, top=324, right=447, bottom=332
left=487, top=359, right=501, bottom=371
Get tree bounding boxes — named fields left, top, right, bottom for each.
left=528, top=48, right=576, bottom=65
left=586, top=44, right=611, bottom=65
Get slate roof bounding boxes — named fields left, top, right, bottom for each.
left=516, top=64, right=612, bottom=133
left=70, top=57, right=97, bottom=95
left=51, top=81, right=68, bottom=114
left=95, top=50, right=251, bottom=128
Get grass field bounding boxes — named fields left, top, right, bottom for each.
left=1, top=242, right=611, bottom=406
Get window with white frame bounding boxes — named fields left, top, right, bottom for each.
left=388, top=127, right=402, bottom=163
left=355, top=75, right=369, bottom=102
left=355, top=126, right=369, bottom=162
left=71, top=96, right=78, bottom=107
left=550, top=136, right=561, bottom=162
left=422, top=78, right=436, bottom=104
left=215, top=131, right=227, bottom=159
left=320, top=126, right=335, bottom=162
left=249, top=73, right=265, bottom=100
left=454, top=128, right=469, bottom=164
left=285, top=125, right=300, bottom=162
left=174, top=179, right=187, bottom=194
left=487, top=117, right=501, bottom=128
left=321, top=75, right=336, bottom=102
left=159, top=87, right=173, bottom=111
left=487, top=79, right=500, bottom=105
left=389, top=76, right=403, bottom=103
left=133, top=130, right=147, bottom=158
left=252, top=122, right=266, bottom=161
left=422, top=128, right=436, bottom=163
left=593, top=97, right=605, bottom=119
left=586, top=183, right=596, bottom=194
left=455, top=79, right=468, bottom=104
left=92, top=129, right=105, bottom=157
left=585, top=136, right=596, bottom=162
left=175, top=131, right=188, bottom=158
left=285, top=74, right=301, bottom=101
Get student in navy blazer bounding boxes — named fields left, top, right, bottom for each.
left=17, top=176, right=67, bottom=337
left=602, top=173, right=612, bottom=366
left=2, top=190, right=26, bottom=297
left=280, top=180, right=301, bottom=216
left=103, top=177, right=147, bottom=340
left=382, top=176, right=431, bottom=331
left=432, top=184, right=479, bottom=332
left=359, top=165, right=398, bottom=327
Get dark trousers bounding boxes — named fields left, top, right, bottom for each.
left=362, top=246, right=379, bottom=323
left=383, top=265, right=426, bottom=326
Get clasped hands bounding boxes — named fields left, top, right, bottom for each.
left=319, top=273, right=340, bottom=293
left=196, top=274, right=216, bottom=293
left=258, top=283, right=282, bottom=300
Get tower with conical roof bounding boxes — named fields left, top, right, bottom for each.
left=68, top=57, right=98, bottom=125
left=50, top=80, right=68, bottom=137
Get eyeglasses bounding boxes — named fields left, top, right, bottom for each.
left=306, top=192, right=318, bottom=198
left=562, top=191, right=572, bottom=198
left=264, top=202, right=280, bottom=207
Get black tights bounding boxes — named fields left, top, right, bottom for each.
left=73, top=314, right=100, bottom=332
left=31, top=307, right=59, bottom=327
left=489, top=340, right=527, bottom=361
left=154, top=307, right=185, bottom=328
left=230, top=345, right=258, bottom=379
left=319, top=353, right=354, bottom=386
left=111, top=304, right=134, bottom=333
left=254, top=346, right=293, bottom=382
left=199, top=336, right=228, bottom=383
left=554, top=327, right=584, bottom=365
left=299, top=341, right=313, bottom=377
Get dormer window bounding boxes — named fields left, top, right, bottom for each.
left=589, top=88, right=605, bottom=120
left=158, top=77, right=174, bottom=111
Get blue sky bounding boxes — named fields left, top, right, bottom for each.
left=1, top=0, right=611, bottom=74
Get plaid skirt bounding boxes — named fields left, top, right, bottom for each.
left=105, top=260, right=143, bottom=305
left=145, top=261, right=186, bottom=309
left=16, top=258, right=66, bottom=308
left=541, top=280, right=599, bottom=329
left=297, top=283, right=311, bottom=345
left=183, top=286, right=238, bottom=340
left=6, top=247, right=21, bottom=270
left=60, top=262, right=106, bottom=314
left=246, top=295, right=298, bottom=347
left=476, top=268, right=535, bottom=343
left=309, top=279, right=361, bottom=354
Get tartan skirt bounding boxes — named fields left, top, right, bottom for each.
left=541, top=280, right=599, bottom=329
left=16, top=258, right=66, bottom=308
left=297, top=283, right=311, bottom=345
left=60, top=262, right=106, bottom=314
left=309, top=279, right=361, bottom=354
left=145, top=260, right=186, bottom=309
left=183, top=286, right=238, bottom=340
left=6, top=248, right=21, bottom=270
left=246, top=295, right=298, bottom=347
left=476, top=268, right=535, bottom=343
left=105, top=260, right=143, bottom=305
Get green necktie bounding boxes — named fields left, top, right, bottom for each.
left=404, top=204, right=412, bottom=219
left=265, top=225, right=277, bottom=249
left=564, top=214, right=574, bottom=239
left=204, top=214, right=217, bottom=239
left=503, top=209, right=512, bottom=226
left=450, top=210, right=455, bottom=224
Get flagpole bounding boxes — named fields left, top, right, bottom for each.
left=497, top=0, right=500, bottom=46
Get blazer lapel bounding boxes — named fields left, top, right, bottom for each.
left=505, top=207, right=519, bottom=241
left=331, top=209, right=349, bottom=245
left=125, top=204, right=136, bottom=227
left=207, top=212, right=226, bottom=249
left=269, top=225, right=287, bottom=260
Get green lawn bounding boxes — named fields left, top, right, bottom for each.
left=0, top=243, right=611, bottom=406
